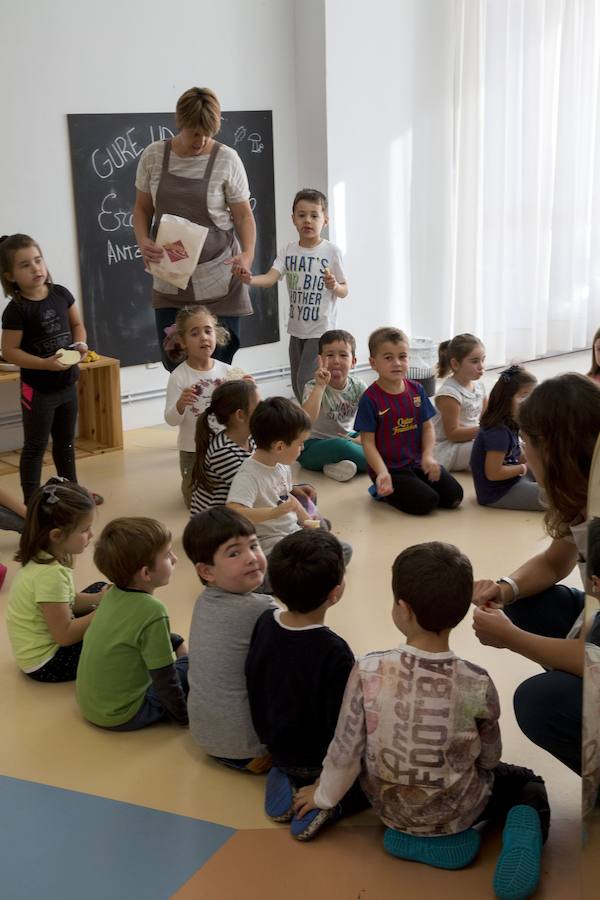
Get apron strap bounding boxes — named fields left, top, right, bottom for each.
left=203, top=141, right=221, bottom=184
left=161, top=139, right=172, bottom=173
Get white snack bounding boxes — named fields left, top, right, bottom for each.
left=303, top=518, right=321, bottom=529
left=224, top=367, right=249, bottom=381
left=56, top=349, right=81, bottom=366
left=149, top=214, right=209, bottom=290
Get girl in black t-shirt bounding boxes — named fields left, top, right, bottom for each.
left=0, top=233, right=102, bottom=504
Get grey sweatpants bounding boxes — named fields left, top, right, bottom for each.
left=289, top=336, right=320, bottom=402
left=489, top=473, right=544, bottom=512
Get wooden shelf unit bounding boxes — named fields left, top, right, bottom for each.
left=0, top=355, right=123, bottom=470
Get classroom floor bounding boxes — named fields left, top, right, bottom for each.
left=0, top=353, right=589, bottom=899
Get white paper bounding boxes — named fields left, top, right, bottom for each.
left=149, top=214, right=209, bottom=290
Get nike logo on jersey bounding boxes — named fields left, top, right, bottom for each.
left=378, top=408, right=390, bottom=416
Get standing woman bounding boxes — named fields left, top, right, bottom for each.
left=472, top=373, right=600, bottom=774
left=133, top=87, right=256, bottom=369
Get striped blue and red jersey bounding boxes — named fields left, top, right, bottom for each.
left=354, top=379, right=436, bottom=472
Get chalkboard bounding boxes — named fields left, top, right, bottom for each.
left=67, top=111, right=278, bottom=367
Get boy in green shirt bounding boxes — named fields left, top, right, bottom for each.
left=76, top=517, right=189, bottom=730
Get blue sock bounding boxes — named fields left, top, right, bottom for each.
left=493, top=805, right=542, bottom=900
left=384, top=827, right=481, bottom=870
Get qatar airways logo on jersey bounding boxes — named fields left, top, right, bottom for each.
left=393, top=417, right=417, bottom=435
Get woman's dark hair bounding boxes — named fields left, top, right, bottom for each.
left=480, top=365, right=537, bottom=432
left=192, top=380, right=258, bottom=492
left=0, top=234, right=52, bottom=300
left=588, top=326, right=600, bottom=378
left=519, top=373, right=600, bottom=537
left=437, top=333, right=483, bottom=379
left=16, top=478, right=95, bottom=567
left=250, top=397, right=311, bottom=450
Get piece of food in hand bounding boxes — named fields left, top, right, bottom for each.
left=56, top=349, right=82, bottom=366
left=81, top=350, right=100, bottom=363
left=303, top=518, right=321, bottom=529
left=225, top=367, right=249, bottom=381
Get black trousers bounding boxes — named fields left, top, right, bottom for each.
left=505, top=585, right=584, bottom=774
left=20, top=382, right=78, bottom=503
left=379, top=465, right=464, bottom=516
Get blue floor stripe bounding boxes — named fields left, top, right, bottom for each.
left=0, top=775, right=234, bottom=900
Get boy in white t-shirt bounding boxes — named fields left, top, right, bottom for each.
left=235, top=189, right=348, bottom=401
left=227, top=397, right=352, bottom=584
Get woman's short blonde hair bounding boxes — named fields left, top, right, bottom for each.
left=176, top=87, right=221, bottom=136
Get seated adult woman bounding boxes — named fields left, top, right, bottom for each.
left=472, top=373, right=600, bottom=774
left=133, top=87, right=256, bottom=369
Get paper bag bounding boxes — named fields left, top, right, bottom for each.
left=149, top=214, right=209, bottom=290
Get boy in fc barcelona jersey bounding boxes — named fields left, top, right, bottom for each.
left=354, top=327, right=463, bottom=515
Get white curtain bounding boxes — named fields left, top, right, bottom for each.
left=451, top=0, right=600, bottom=365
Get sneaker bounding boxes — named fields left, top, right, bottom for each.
left=290, top=805, right=342, bottom=841
left=323, top=460, right=357, bottom=482
left=264, top=767, right=296, bottom=822
left=91, top=492, right=104, bottom=506
left=492, top=805, right=542, bottom=900
left=384, top=827, right=481, bottom=870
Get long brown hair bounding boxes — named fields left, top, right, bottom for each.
left=588, top=327, right=600, bottom=378
left=519, top=373, right=600, bottom=537
left=0, top=233, right=52, bottom=300
left=192, top=380, right=258, bottom=492
left=16, top=478, right=95, bottom=567
left=480, top=365, right=537, bottom=432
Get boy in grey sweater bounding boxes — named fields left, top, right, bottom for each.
left=183, top=507, right=275, bottom=772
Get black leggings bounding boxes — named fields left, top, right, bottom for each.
left=379, top=466, right=464, bottom=516
left=505, top=585, right=584, bottom=774
left=20, top=381, right=78, bottom=503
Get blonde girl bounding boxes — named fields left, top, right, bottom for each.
left=433, top=333, right=487, bottom=471
left=190, top=379, right=260, bottom=514
left=6, top=479, right=105, bottom=683
left=164, top=306, right=233, bottom=506
left=0, top=234, right=102, bottom=505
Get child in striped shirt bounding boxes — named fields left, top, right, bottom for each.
left=354, top=327, right=463, bottom=515
left=190, top=380, right=259, bottom=515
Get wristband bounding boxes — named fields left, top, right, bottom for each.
left=496, top=576, right=519, bottom=604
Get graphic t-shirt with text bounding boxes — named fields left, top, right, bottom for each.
left=272, top=240, right=345, bottom=339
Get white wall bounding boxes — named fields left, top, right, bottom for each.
left=0, top=0, right=313, bottom=447
left=325, top=0, right=455, bottom=359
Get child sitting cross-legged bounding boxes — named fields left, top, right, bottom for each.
left=183, top=507, right=276, bottom=772
left=227, top=397, right=352, bottom=578
left=245, top=529, right=368, bottom=841
left=294, top=542, right=551, bottom=900
left=299, top=329, right=367, bottom=482
left=356, top=327, right=463, bottom=515
left=76, top=517, right=189, bottom=731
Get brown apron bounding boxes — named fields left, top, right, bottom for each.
left=151, top=139, right=252, bottom=317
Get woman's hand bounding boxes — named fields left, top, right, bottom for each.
left=472, top=606, right=517, bottom=649
left=140, top=237, right=164, bottom=267
left=225, top=251, right=253, bottom=278
left=472, top=579, right=505, bottom=608
left=421, top=454, right=441, bottom=482
left=294, top=783, right=320, bottom=819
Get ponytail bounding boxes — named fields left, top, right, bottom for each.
left=191, top=379, right=258, bottom=493
left=437, top=333, right=483, bottom=379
